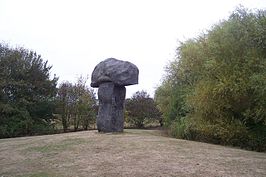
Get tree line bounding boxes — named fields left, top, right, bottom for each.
left=0, top=43, right=98, bottom=138
left=155, top=7, right=266, bottom=151
left=0, top=44, right=161, bottom=138
left=1, top=7, right=264, bottom=152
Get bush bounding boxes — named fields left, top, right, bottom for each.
left=126, top=91, right=162, bottom=128
left=168, top=118, right=187, bottom=139
left=155, top=7, right=266, bottom=151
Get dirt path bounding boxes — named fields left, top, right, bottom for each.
left=0, top=129, right=265, bottom=177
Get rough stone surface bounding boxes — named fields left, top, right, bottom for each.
left=91, top=58, right=139, bottom=87
left=97, top=82, right=126, bottom=132
left=91, top=58, right=139, bottom=132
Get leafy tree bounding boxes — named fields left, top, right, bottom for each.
left=155, top=7, right=266, bottom=151
left=79, top=87, right=97, bottom=130
left=72, top=76, right=97, bottom=131
left=56, top=76, right=96, bottom=132
left=0, top=43, right=58, bottom=137
left=57, top=82, right=73, bottom=132
left=126, top=91, right=162, bottom=128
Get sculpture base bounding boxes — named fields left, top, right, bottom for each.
left=97, top=82, right=126, bottom=132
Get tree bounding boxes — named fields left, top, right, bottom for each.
left=72, top=76, right=97, bottom=131
left=126, top=91, right=161, bottom=128
left=79, top=87, right=97, bottom=130
left=155, top=7, right=266, bottom=151
left=0, top=43, right=58, bottom=137
left=57, top=82, right=73, bottom=132
left=56, top=76, right=96, bottom=132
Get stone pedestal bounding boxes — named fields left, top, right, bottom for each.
left=97, top=82, right=126, bottom=132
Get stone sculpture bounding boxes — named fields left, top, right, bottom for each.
left=91, top=58, right=139, bottom=132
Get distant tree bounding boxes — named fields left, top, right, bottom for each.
left=0, top=43, right=58, bottom=138
left=56, top=76, right=96, bottom=132
left=72, top=76, right=96, bottom=131
left=126, top=91, right=162, bottom=128
left=79, top=87, right=97, bottom=130
left=57, top=82, right=73, bottom=132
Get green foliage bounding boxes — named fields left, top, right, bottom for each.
left=155, top=7, right=266, bottom=151
left=168, top=118, right=187, bottom=139
left=0, top=43, right=58, bottom=138
left=56, top=76, right=96, bottom=132
left=126, top=90, right=162, bottom=128
left=56, top=82, right=72, bottom=132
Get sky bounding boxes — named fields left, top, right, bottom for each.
left=0, top=0, right=265, bottom=98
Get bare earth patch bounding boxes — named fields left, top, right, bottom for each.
left=0, top=129, right=265, bottom=177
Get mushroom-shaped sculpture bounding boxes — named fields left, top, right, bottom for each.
left=91, top=58, right=139, bottom=132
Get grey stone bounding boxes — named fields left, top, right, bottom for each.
left=91, top=58, right=139, bottom=87
left=97, top=82, right=126, bottom=132
left=91, top=58, right=139, bottom=133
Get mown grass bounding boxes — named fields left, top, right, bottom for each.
left=0, top=129, right=265, bottom=177
left=25, top=138, right=86, bottom=153
left=18, top=171, right=60, bottom=177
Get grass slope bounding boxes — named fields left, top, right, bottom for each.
left=0, top=129, right=265, bottom=177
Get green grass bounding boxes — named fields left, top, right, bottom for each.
left=18, top=172, right=60, bottom=177
left=26, top=138, right=86, bottom=153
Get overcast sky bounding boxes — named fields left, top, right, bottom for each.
left=0, top=0, right=265, bottom=98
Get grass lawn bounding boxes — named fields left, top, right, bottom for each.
left=0, top=129, right=265, bottom=177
